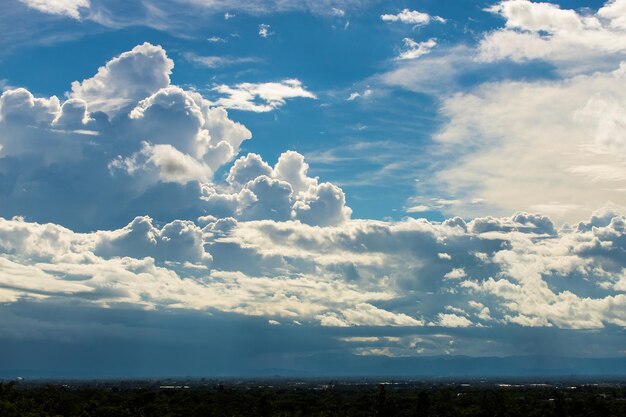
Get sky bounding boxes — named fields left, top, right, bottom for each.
left=0, top=0, right=626, bottom=377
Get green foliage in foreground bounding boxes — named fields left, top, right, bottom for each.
left=0, top=381, right=624, bottom=417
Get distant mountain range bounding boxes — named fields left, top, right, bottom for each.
left=283, top=354, right=626, bottom=378
left=2, top=355, right=625, bottom=379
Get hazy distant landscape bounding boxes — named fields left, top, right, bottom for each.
left=2, top=378, right=625, bottom=416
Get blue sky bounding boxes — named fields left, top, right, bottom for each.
left=0, top=0, right=562, bottom=223
left=0, top=0, right=626, bottom=376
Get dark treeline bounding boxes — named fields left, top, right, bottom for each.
left=0, top=380, right=624, bottom=417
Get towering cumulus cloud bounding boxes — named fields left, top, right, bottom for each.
left=0, top=41, right=625, bottom=370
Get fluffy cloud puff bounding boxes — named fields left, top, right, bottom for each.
left=70, top=42, right=174, bottom=115
left=0, top=43, right=350, bottom=229
left=205, top=150, right=352, bottom=225
left=95, top=215, right=211, bottom=264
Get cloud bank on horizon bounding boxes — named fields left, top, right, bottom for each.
left=1, top=0, right=626, bottom=368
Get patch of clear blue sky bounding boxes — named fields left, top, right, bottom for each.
left=0, top=0, right=595, bottom=222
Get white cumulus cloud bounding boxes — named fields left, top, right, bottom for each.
left=480, top=0, right=626, bottom=72
left=210, top=79, right=316, bottom=112
left=397, top=38, right=437, bottom=60
left=381, top=9, right=445, bottom=25
left=20, top=0, right=89, bottom=19
left=70, top=42, right=174, bottom=116
left=258, top=23, right=271, bottom=38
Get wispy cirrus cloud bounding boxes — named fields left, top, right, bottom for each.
left=305, top=140, right=425, bottom=187
left=207, top=36, right=226, bottom=43
left=183, top=52, right=260, bottom=69
left=20, top=0, right=90, bottom=19
left=347, top=88, right=372, bottom=101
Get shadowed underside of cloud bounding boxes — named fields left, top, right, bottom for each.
left=2, top=301, right=625, bottom=378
